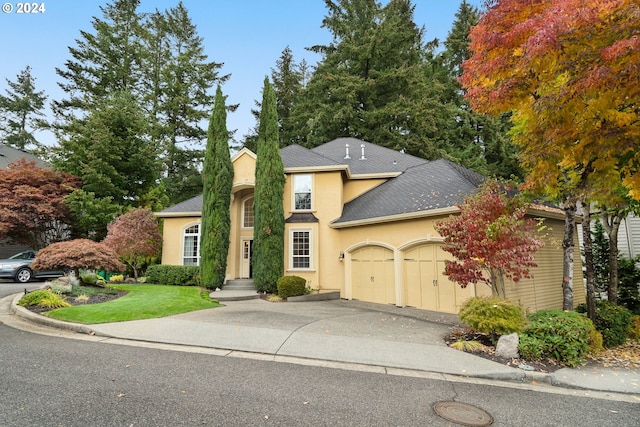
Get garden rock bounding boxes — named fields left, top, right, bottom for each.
left=496, top=333, right=519, bottom=359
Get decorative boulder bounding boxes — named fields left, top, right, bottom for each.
left=496, top=333, right=520, bottom=359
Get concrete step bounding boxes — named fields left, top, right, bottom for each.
left=224, top=279, right=255, bottom=290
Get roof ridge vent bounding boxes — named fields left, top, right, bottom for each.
left=360, top=144, right=366, bottom=160
left=344, top=143, right=351, bottom=160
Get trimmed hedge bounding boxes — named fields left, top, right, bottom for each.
left=518, top=309, right=592, bottom=367
left=276, top=275, right=306, bottom=299
left=146, top=265, right=201, bottom=286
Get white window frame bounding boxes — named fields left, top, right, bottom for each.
left=242, top=196, right=254, bottom=229
left=289, top=228, right=312, bottom=270
left=182, top=223, right=201, bottom=266
left=293, top=174, right=313, bottom=211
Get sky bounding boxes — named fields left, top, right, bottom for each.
left=0, top=0, right=484, bottom=147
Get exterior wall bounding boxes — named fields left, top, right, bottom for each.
left=502, top=217, right=585, bottom=312
left=342, top=178, right=386, bottom=203
left=160, top=216, right=201, bottom=265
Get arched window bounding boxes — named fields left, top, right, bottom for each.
left=183, top=224, right=200, bottom=265
left=243, top=196, right=254, bottom=228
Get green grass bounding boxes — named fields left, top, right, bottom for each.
left=46, top=284, right=220, bottom=324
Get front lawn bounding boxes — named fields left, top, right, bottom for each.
left=46, top=284, right=220, bottom=324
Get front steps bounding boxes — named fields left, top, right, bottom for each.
left=209, top=278, right=260, bottom=301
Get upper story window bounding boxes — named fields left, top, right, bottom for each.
left=294, top=174, right=312, bottom=211
left=183, top=224, right=200, bottom=266
left=243, top=196, right=254, bottom=228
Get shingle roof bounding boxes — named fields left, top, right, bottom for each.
left=0, top=143, right=48, bottom=169
left=157, top=194, right=203, bottom=215
left=281, top=144, right=343, bottom=169
left=333, top=159, right=485, bottom=224
left=311, top=137, right=427, bottom=175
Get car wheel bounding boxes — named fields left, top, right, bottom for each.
left=14, top=267, right=33, bottom=283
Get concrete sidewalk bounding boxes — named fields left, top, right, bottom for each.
left=3, top=293, right=639, bottom=396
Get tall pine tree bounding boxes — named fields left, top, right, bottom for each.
left=0, top=66, right=48, bottom=153
left=253, top=78, right=285, bottom=293
left=200, top=86, right=234, bottom=289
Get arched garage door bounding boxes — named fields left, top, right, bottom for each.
left=403, top=244, right=474, bottom=313
left=350, top=246, right=395, bottom=305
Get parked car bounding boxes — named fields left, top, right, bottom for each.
left=0, top=250, right=67, bottom=283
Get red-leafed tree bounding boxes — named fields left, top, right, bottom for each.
left=102, top=208, right=162, bottom=279
left=0, top=159, right=80, bottom=249
left=434, top=180, right=544, bottom=298
left=31, top=239, right=125, bottom=280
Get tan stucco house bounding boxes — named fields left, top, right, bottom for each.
left=156, top=137, right=585, bottom=314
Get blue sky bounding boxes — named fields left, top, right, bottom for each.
left=0, top=0, right=483, bottom=146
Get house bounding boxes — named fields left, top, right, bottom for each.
left=0, top=143, right=48, bottom=259
left=156, top=137, right=585, bottom=314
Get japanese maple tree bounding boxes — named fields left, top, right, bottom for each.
left=0, top=159, right=79, bottom=249
left=31, top=239, right=125, bottom=280
left=434, top=180, right=544, bottom=297
left=102, top=208, right=162, bottom=279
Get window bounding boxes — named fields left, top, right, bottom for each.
left=291, top=230, right=311, bottom=269
left=243, top=197, right=254, bottom=228
left=294, top=174, right=312, bottom=210
left=183, top=224, right=200, bottom=265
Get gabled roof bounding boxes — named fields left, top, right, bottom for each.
left=0, top=143, right=47, bottom=169
left=280, top=144, right=343, bottom=169
left=311, top=137, right=427, bottom=176
left=332, top=159, right=485, bottom=226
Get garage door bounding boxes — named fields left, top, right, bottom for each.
left=403, top=244, right=473, bottom=313
left=350, top=246, right=395, bottom=305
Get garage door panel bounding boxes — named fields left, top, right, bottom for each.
left=350, top=246, right=395, bottom=305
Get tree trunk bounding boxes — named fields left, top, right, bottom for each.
left=562, top=200, right=576, bottom=310
left=601, top=209, right=623, bottom=304
left=580, top=201, right=597, bottom=320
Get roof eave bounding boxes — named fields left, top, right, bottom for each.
left=329, top=206, right=460, bottom=229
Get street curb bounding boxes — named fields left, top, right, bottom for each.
left=10, top=293, right=97, bottom=336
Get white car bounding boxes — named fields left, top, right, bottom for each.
left=0, top=250, right=67, bottom=283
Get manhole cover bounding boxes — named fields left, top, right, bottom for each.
left=433, top=401, right=494, bottom=426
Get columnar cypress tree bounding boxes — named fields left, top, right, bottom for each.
left=253, top=78, right=285, bottom=293
left=200, top=86, right=233, bottom=289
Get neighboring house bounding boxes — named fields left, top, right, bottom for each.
left=156, top=137, right=585, bottom=314
left=618, top=214, right=640, bottom=259
left=0, top=143, right=47, bottom=259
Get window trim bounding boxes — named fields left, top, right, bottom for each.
left=289, top=228, right=313, bottom=271
left=292, top=173, right=313, bottom=212
left=182, top=222, right=201, bottom=266
left=242, top=195, right=254, bottom=229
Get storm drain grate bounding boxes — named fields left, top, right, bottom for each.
left=433, top=401, right=494, bottom=426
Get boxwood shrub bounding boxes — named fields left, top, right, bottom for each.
left=146, top=265, right=201, bottom=286
left=276, top=275, right=307, bottom=299
left=518, top=309, right=592, bottom=367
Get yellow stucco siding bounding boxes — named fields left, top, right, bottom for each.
left=160, top=216, right=201, bottom=265
left=342, top=178, right=386, bottom=203
left=232, top=149, right=256, bottom=189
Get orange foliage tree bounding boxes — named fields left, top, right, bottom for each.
left=0, top=159, right=79, bottom=249
left=460, top=0, right=639, bottom=310
left=103, top=208, right=162, bottom=279
left=31, top=239, right=125, bottom=280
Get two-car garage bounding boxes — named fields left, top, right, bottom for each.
left=348, top=243, right=476, bottom=314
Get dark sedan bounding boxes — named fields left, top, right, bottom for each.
left=0, top=250, right=66, bottom=283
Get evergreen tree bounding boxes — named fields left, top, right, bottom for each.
left=253, top=78, right=285, bottom=293
left=54, top=92, right=157, bottom=208
left=142, top=2, right=227, bottom=205
left=434, top=0, right=522, bottom=179
left=290, top=0, right=446, bottom=158
left=0, top=66, right=48, bottom=153
left=200, top=86, right=234, bottom=289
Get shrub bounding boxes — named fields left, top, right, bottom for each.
left=587, top=324, right=604, bottom=354
left=109, top=274, right=125, bottom=283
left=146, top=265, right=201, bottom=286
left=578, top=301, right=632, bottom=348
left=629, top=315, right=640, bottom=340
left=618, top=257, right=640, bottom=314
left=18, top=290, right=70, bottom=309
left=276, top=275, right=307, bottom=299
left=79, top=270, right=106, bottom=286
left=458, top=296, right=526, bottom=342
left=518, top=309, right=592, bottom=367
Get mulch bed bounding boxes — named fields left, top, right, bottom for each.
left=24, top=288, right=127, bottom=314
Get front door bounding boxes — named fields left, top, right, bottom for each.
left=241, top=239, right=253, bottom=278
